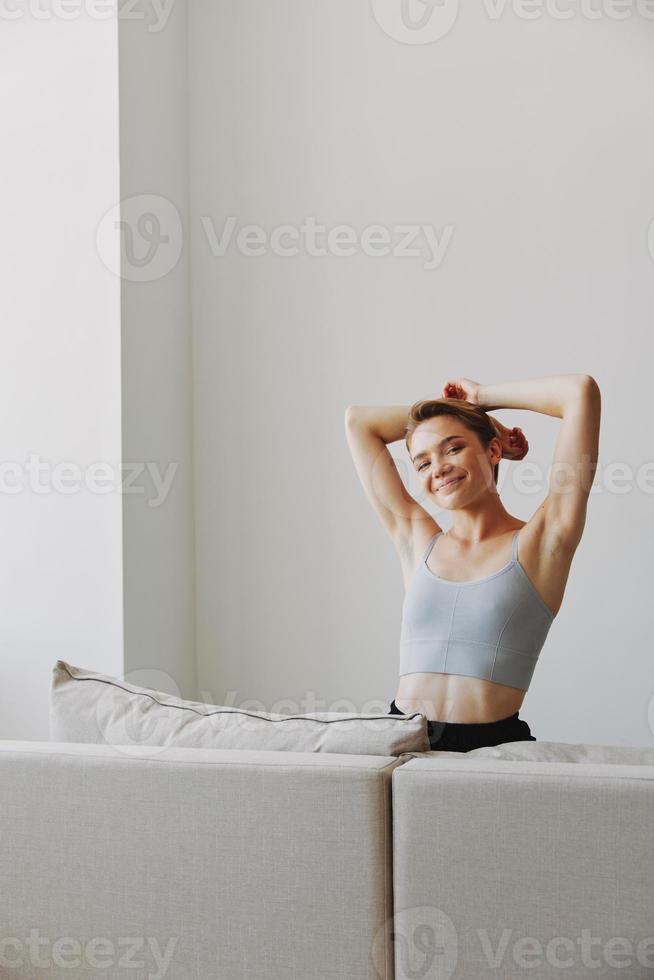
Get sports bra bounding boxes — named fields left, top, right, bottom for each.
left=399, top=528, right=555, bottom=691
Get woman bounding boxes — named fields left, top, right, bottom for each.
left=344, top=374, right=601, bottom=751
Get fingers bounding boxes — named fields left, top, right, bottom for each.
left=444, top=380, right=466, bottom=398
left=507, top=426, right=528, bottom=459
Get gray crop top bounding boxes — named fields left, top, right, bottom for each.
left=399, top=529, right=554, bottom=691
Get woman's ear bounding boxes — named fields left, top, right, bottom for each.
left=489, top=435, right=503, bottom=465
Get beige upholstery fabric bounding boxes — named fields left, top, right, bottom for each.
left=50, top=660, right=430, bottom=756
left=0, top=740, right=402, bottom=979
left=392, top=750, right=654, bottom=979
left=396, top=739, right=654, bottom=765
left=463, top=738, right=654, bottom=764
left=4, top=729, right=653, bottom=979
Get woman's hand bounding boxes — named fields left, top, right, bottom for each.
left=442, top=378, right=528, bottom=459
left=441, top=377, right=483, bottom=406
left=489, top=416, right=529, bottom=461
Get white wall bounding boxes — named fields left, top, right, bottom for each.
left=3, top=2, right=653, bottom=747
left=119, top=0, right=196, bottom=700
left=0, top=0, right=196, bottom=737
left=0, top=11, right=123, bottom=738
left=187, top=0, right=654, bottom=746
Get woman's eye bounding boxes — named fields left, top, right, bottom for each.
left=418, top=447, right=461, bottom=472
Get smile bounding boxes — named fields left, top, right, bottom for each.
left=437, top=476, right=463, bottom=491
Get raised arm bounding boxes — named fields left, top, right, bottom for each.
left=344, top=405, right=439, bottom=559
left=478, top=374, right=601, bottom=550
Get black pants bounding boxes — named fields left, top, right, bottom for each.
left=388, top=699, right=537, bottom=752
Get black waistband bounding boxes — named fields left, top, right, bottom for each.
left=389, top=699, right=521, bottom=730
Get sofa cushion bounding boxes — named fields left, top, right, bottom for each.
left=50, top=660, right=430, bottom=756
left=455, top=739, right=654, bottom=765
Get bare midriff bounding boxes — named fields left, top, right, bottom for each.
left=394, top=672, right=526, bottom=724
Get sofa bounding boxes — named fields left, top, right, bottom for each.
left=0, top=663, right=652, bottom=980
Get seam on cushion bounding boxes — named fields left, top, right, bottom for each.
left=17, top=749, right=652, bottom=778
left=1, top=747, right=406, bottom=771
left=393, top=767, right=654, bottom=781
left=58, top=666, right=423, bottom=726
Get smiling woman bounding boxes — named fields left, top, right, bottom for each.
left=405, top=397, right=504, bottom=489
left=344, top=373, right=601, bottom=748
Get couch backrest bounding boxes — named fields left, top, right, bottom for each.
left=0, top=739, right=405, bottom=979
left=392, top=751, right=654, bottom=979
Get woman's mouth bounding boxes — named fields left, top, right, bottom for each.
left=437, top=476, right=464, bottom=492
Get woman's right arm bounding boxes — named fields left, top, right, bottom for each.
left=345, top=405, right=413, bottom=445
left=344, top=406, right=440, bottom=556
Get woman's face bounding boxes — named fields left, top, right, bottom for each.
left=409, top=418, right=500, bottom=507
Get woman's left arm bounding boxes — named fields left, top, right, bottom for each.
left=478, top=373, right=601, bottom=550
